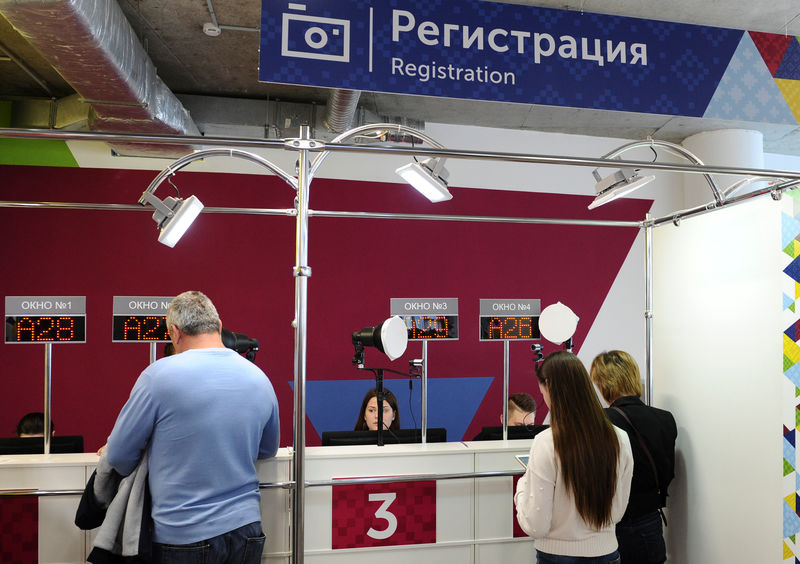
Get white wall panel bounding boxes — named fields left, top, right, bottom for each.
left=653, top=196, right=782, bottom=563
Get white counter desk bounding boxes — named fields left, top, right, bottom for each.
left=0, top=440, right=534, bottom=563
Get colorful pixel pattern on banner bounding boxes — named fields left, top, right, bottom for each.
left=260, top=1, right=800, bottom=128
left=781, top=188, right=800, bottom=560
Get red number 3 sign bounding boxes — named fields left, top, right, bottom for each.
left=332, top=479, right=437, bottom=549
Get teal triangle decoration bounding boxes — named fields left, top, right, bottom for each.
left=787, top=293, right=797, bottom=311
left=785, top=499, right=800, bottom=536
left=784, top=212, right=800, bottom=249
left=786, top=361, right=800, bottom=389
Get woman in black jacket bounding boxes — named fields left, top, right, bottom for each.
left=591, top=350, right=678, bottom=564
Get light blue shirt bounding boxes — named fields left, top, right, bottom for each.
left=106, top=348, right=280, bottom=544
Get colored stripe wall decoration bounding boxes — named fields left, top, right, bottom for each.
left=781, top=188, right=800, bottom=560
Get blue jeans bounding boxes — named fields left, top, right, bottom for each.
left=536, top=550, right=620, bottom=564
left=153, top=521, right=265, bottom=564
left=615, top=510, right=666, bottom=564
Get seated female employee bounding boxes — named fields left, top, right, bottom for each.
left=16, top=412, right=54, bottom=437
left=354, top=387, right=400, bottom=432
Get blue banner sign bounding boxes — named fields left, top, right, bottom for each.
left=260, top=0, right=744, bottom=117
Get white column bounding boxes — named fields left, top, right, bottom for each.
left=654, top=129, right=781, bottom=563
left=681, top=129, right=764, bottom=208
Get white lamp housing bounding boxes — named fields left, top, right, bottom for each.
left=377, top=315, right=409, bottom=361
left=538, top=302, right=579, bottom=345
left=588, top=167, right=655, bottom=210
left=145, top=194, right=204, bottom=248
left=352, top=315, right=409, bottom=361
left=396, top=158, right=452, bottom=202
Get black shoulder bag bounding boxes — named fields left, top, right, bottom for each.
left=611, top=406, right=668, bottom=526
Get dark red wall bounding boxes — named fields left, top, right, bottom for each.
left=0, top=164, right=650, bottom=449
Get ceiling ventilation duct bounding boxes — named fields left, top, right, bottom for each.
left=0, top=0, right=199, bottom=157
left=324, top=89, right=361, bottom=133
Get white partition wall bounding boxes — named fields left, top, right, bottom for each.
left=0, top=443, right=538, bottom=563
left=652, top=193, right=782, bottom=562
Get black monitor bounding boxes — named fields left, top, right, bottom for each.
left=471, top=425, right=549, bottom=441
left=321, top=428, right=447, bottom=447
left=0, top=435, right=84, bottom=455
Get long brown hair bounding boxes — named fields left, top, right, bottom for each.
left=354, top=388, right=400, bottom=431
left=538, top=351, right=620, bottom=529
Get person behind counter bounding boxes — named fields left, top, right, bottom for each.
left=16, top=411, right=54, bottom=437
left=590, top=350, right=677, bottom=564
left=103, top=290, right=280, bottom=564
left=354, top=387, right=400, bottom=432
left=504, top=392, right=536, bottom=426
left=515, top=351, right=633, bottom=564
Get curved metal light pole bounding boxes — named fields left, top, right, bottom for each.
left=290, top=125, right=313, bottom=564
left=309, top=122, right=447, bottom=178
left=140, top=144, right=308, bottom=559
left=140, top=124, right=450, bottom=564
left=599, top=138, right=725, bottom=206
left=309, top=123, right=448, bottom=445
left=644, top=214, right=654, bottom=405
left=139, top=148, right=299, bottom=196
left=598, top=139, right=725, bottom=405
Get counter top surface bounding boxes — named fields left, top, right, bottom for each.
left=0, top=442, right=533, bottom=469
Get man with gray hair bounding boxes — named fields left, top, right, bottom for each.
left=104, top=290, right=280, bottom=564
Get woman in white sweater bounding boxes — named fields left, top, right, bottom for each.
left=515, top=351, right=634, bottom=564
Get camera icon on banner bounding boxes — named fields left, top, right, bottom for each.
left=281, top=3, right=351, bottom=62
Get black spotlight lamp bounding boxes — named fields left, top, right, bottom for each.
left=221, top=327, right=259, bottom=362
left=352, top=315, right=408, bottom=366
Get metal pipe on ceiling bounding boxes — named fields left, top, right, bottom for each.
left=308, top=209, right=641, bottom=227
left=324, top=89, right=361, bottom=133
left=0, top=201, right=299, bottom=215
left=204, top=0, right=220, bottom=29
left=0, top=0, right=199, bottom=157
left=2, top=127, right=799, bottom=182
left=0, top=200, right=641, bottom=228
left=0, top=40, right=54, bottom=96
left=648, top=178, right=800, bottom=228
